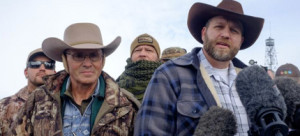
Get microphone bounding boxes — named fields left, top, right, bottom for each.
left=235, top=65, right=289, bottom=136
left=274, top=77, right=300, bottom=134
left=193, top=106, right=237, bottom=136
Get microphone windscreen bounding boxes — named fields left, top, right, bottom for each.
left=274, top=77, right=300, bottom=128
left=193, top=106, right=237, bottom=136
left=235, top=65, right=287, bottom=123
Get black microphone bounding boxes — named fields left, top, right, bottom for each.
left=193, top=106, right=237, bottom=136
left=274, top=77, right=300, bottom=135
left=235, top=65, right=289, bottom=136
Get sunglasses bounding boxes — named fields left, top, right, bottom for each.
left=27, top=61, right=55, bottom=70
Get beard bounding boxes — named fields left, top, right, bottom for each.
left=31, top=77, right=44, bottom=86
left=29, top=73, right=45, bottom=87
left=203, top=33, right=240, bottom=62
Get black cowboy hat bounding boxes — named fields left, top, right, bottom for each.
left=188, top=0, right=264, bottom=50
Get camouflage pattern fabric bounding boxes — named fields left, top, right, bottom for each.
left=8, top=70, right=139, bottom=136
left=0, top=86, right=32, bottom=136
left=161, top=47, right=187, bottom=60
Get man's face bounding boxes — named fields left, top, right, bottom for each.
left=66, top=49, right=104, bottom=85
left=201, top=16, right=244, bottom=62
left=25, top=55, right=56, bottom=87
left=131, top=45, right=159, bottom=62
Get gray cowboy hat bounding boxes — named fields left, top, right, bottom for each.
left=42, top=23, right=121, bottom=62
left=188, top=0, right=264, bottom=50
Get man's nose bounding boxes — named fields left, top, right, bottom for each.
left=220, top=27, right=231, bottom=39
left=139, top=50, right=147, bottom=56
left=82, top=56, right=93, bottom=66
left=39, top=64, right=46, bottom=70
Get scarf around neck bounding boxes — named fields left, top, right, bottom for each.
left=117, top=58, right=162, bottom=101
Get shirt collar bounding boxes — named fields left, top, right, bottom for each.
left=63, top=77, right=102, bottom=99
left=197, top=49, right=237, bottom=84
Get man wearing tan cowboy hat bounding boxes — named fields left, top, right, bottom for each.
left=8, top=23, right=139, bottom=136
left=0, top=48, right=56, bottom=136
left=135, top=0, right=264, bottom=135
left=116, top=33, right=162, bottom=102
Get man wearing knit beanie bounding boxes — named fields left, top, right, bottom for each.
left=130, top=33, right=161, bottom=62
left=117, top=33, right=162, bottom=102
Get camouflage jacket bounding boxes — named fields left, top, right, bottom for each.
left=0, top=86, right=32, bottom=136
left=8, top=70, right=139, bottom=136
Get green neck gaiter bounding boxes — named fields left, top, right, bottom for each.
left=117, top=58, right=162, bottom=101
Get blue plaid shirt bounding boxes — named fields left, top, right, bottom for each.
left=134, top=47, right=247, bottom=136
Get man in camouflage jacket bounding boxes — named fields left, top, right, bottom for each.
left=9, top=70, right=139, bottom=136
left=9, top=23, right=139, bottom=136
left=0, top=48, right=56, bottom=136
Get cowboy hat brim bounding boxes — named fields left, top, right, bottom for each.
left=188, top=3, right=264, bottom=50
left=42, top=36, right=121, bottom=62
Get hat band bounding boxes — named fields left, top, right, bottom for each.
left=69, top=41, right=102, bottom=46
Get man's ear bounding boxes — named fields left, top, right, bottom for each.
left=240, top=36, right=244, bottom=48
left=24, top=68, right=28, bottom=79
left=201, top=27, right=207, bottom=42
left=62, top=55, right=69, bottom=73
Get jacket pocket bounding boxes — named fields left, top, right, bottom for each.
left=177, top=100, right=207, bottom=118
left=93, top=106, right=133, bottom=136
left=98, top=106, right=132, bottom=125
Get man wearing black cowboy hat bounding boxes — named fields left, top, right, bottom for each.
left=135, top=0, right=264, bottom=135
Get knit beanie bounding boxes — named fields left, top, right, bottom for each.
left=130, top=33, right=160, bottom=58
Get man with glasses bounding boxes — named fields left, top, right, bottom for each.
left=0, top=48, right=56, bottom=136
left=8, top=23, right=139, bottom=136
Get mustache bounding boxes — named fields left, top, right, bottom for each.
left=216, top=40, right=231, bottom=46
left=36, top=72, right=46, bottom=77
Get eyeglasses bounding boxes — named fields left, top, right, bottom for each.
left=65, top=51, right=103, bottom=62
left=27, top=61, right=55, bottom=70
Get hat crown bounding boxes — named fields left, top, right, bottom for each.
left=276, top=63, right=300, bottom=77
left=161, top=47, right=187, bottom=59
left=162, top=47, right=186, bottom=55
left=217, top=0, right=244, bottom=15
left=64, top=23, right=103, bottom=46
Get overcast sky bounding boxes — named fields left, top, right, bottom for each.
left=0, top=0, right=299, bottom=99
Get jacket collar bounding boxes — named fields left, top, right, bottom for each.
left=172, top=47, right=247, bottom=69
left=43, top=70, right=129, bottom=106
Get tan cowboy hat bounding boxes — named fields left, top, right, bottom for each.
left=188, top=0, right=264, bottom=50
left=42, top=23, right=121, bottom=62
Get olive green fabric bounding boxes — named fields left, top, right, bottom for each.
left=117, top=58, right=162, bottom=101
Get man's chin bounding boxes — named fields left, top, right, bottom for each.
left=212, top=53, right=232, bottom=61
left=33, top=82, right=44, bottom=87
